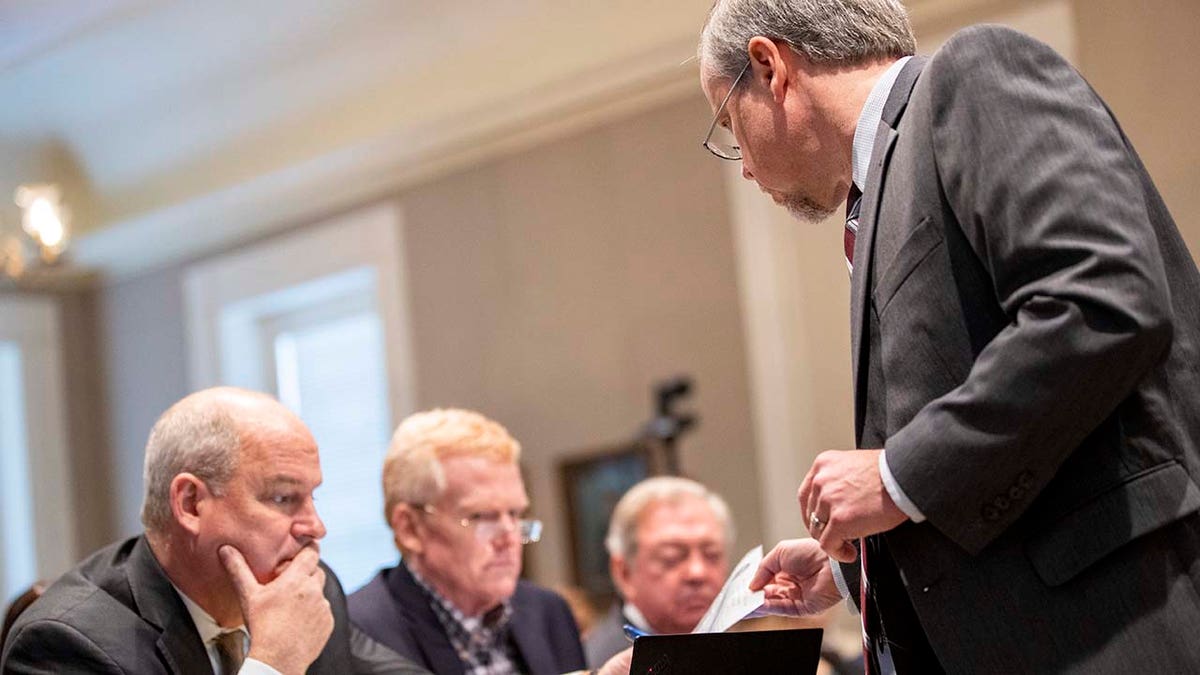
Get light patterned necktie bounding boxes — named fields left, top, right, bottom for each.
left=213, top=630, right=246, bottom=675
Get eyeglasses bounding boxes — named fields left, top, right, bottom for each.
left=702, top=60, right=751, bottom=160
left=413, top=503, right=543, bottom=544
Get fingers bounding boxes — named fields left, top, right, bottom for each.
left=751, top=539, right=827, bottom=591
left=280, top=544, right=321, bottom=580
left=811, top=508, right=859, bottom=564
left=218, top=545, right=258, bottom=597
left=758, top=597, right=806, bottom=617
left=833, top=539, right=857, bottom=563
left=817, top=526, right=858, bottom=564
left=798, top=467, right=815, bottom=529
left=800, top=453, right=832, bottom=537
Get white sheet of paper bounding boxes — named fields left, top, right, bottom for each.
left=691, top=545, right=765, bottom=634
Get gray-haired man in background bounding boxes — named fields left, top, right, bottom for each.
left=585, top=477, right=732, bottom=668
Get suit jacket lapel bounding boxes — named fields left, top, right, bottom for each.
left=388, top=565, right=466, bottom=675
left=124, top=537, right=213, bottom=675
left=851, top=56, right=928, bottom=445
left=852, top=122, right=900, bottom=444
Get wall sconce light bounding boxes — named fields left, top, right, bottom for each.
left=2, top=184, right=71, bottom=281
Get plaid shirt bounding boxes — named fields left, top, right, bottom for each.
left=407, top=564, right=522, bottom=675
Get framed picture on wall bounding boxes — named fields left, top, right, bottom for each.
left=559, top=441, right=672, bottom=606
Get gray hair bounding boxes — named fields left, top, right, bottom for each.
left=605, top=476, right=734, bottom=559
left=699, top=0, right=916, bottom=80
left=140, top=389, right=263, bottom=532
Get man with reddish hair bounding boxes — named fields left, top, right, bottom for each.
left=350, top=408, right=587, bottom=675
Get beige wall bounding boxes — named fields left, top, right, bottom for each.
left=82, top=95, right=762, bottom=588
left=98, top=265, right=192, bottom=538
left=401, top=96, right=761, bottom=585
left=58, top=289, right=117, bottom=556
left=1074, top=0, right=1200, bottom=253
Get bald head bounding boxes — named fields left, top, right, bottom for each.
left=141, top=387, right=308, bottom=533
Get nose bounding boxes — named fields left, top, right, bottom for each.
left=293, top=498, right=327, bottom=543
left=489, top=513, right=521, bottom=543
left=741, top=163, right=754, bottom=181
left=683, top=551, right=710, bottom=580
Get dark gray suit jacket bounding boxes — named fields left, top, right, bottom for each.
left=0, top=536, right=428, bottom=675
left=843, top=25, right=1200, bottom=673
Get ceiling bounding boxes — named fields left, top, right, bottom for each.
left=0, top=0, right=998, bottom=280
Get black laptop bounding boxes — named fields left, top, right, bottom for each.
left=629, top=628, right=824, bottom=674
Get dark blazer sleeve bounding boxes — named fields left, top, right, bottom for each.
left=2, top=620, right=125, bottom=675
left=545, top=589, right=586, bottom=672
left=347, top=571, right=428, bottom=665
left=318, top=563, right=431, bottom=675
left=349, top=624, right=432, bottom=675
left=885, top=25, right=1174, bottom=553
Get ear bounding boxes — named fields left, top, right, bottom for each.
left=390, top=503, right=424, bottom=555
left=747, top=36, right=792, bottom=104
left=169, top=472, right=210, bottom=536
left=610, top=554, right=635, bottom=602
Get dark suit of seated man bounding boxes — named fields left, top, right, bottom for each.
left=1, top=387, right=428, bottom=675
left=349, top=408, right=586, bottom=675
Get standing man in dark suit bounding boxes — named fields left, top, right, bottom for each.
left=348, top=408, right=587, bottom=675
left=697, top=1, right=1200, bottom=672
left=1, top=387, right=426, bottom=675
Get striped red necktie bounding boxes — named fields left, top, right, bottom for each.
left=845, top=182, right=881, bottom=673
left=845, top=183, right=862, bottom=272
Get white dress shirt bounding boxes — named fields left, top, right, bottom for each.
left=173, top=586, right=281, bottom=675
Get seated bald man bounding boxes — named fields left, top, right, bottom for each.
left=584, top=477, right=732, bottom=668
left=1, top=387, right=426, bottom=675
left=349, top=408, right=587, bottom=675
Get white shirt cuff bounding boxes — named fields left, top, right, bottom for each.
left=828, top=558, right=859, bottom=615
left=240, top=659, right=282, bottom=675
left=880, top=450, right=926, bottom=522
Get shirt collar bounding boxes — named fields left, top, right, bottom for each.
left=851, top=56, right=913, bottom=193
left=621, top=603, right=653, bottom=633
left=171, top=582, right=247, bottom=647
left=405, top=560, right=513, bottom=625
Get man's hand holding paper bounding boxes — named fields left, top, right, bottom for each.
left=748, top=539, right=844, bottom=617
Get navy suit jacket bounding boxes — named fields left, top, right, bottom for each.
left=348, top=564, right=585, bottom=675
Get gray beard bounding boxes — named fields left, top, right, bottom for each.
left=778, top=191, right=837, bottom=224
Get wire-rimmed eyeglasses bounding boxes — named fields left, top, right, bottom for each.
left=413, top=503, right=543, bottom=544
left=702, top=60, right=751, bottom=160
